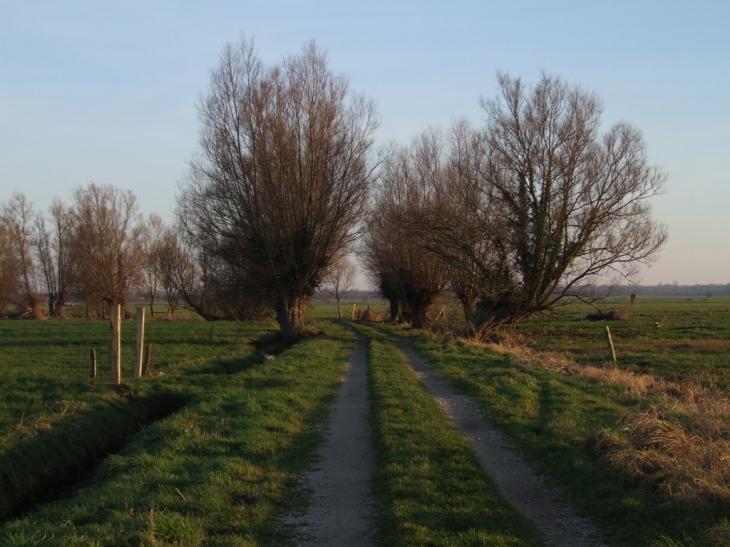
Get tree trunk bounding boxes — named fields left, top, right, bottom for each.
left=48, top=296, right=56, bottom=318
left=336, top=298, right=342, bottom=319
left=149, top=295, right=156, bottom=318
left=274, top=295, right=309, bottom=344
left=409, top=296, right=432, bottom=329
left=56, top=296, right=65, bottom=318
left=29, top=298, right=42, bottom=319
left=387, top=298, right=402, bottom=323
left=459, top=298, right=475, bottom=325
left=471, top=300, right=518, bottom=341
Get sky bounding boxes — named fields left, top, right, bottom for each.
left=1, top=0, right=728, bottom=287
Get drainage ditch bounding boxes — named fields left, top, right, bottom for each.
left=0, top=390, right=190, bottom=523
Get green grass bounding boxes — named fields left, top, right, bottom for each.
left=305, top=300, right=389, bottom=320
left=1, top=320, right=354, bottom=545
left=374, top=322, right=725, bottom=546
left=352, top=323, right=545, bottom=547
left=0, top=319, right=276, bottom=446
left=514, top=297, right=730, bottom=386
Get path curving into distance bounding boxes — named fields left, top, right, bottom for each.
left=392, top=334, right=608, bottom=547
left=288, top=328, right=376, bottom=546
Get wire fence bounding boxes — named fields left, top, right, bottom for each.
left=65, top=339, right=157, bottom=383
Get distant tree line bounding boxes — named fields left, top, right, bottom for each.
left=609, top=285, right=730, bottom=297
left=2, top=38, right=670, bottom=343
left=362, top=74, right=667, bottom=340
left=0, top=186, right=169, bottom=319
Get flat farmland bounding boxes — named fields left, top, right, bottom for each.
left=0, top=318, right=276, bottom=446
left=517, top=296, right=730, bottom=384
left=1, top=298, right=729, bottom=546
left=379, top=296, right=730, bottom=546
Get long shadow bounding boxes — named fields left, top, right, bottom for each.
left=0, top=390, right=190, bottom=524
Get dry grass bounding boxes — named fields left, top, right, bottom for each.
left=453, top=335, right=730, bottom=512
left=486, top=340, right=730, bottom=406
left=586, top=403, right=730, bottom=511
left=356, top=305, right=383, bottom=323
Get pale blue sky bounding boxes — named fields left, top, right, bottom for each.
left=1, top=1, right=728, bottom=286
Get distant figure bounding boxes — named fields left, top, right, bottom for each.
left=630, top=292, right=637, bottom=304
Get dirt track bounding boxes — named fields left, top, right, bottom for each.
left=393, top=336, right=608, bottom=547
left=287, top=326, right=607, bottom=547
left=287, top=329, right=376, bottom=546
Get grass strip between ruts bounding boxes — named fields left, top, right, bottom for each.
left=375, top=323, right=723, bottom=547
left=2, top=322, right=352, bottom=547
left=358, top=323, right=545, bottom=547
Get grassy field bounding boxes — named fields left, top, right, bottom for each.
left=0, top=318, right=275, bottom=446
left=374, top=296, right=730, bottom=546
left=1, top=296, right=728, bottom=545
left=351, top=323, right=545, bottom=546
left=0, top=317, right=354, bottom=545
left=514, top=296, right=730, bottom=386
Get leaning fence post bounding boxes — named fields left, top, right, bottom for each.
left=110, top=304, right=121, bottom=384
left=134, top=307, right=145, bottom=377
left=604, top=325, right=617, bottom=363
left=351, top=303, right=357, bottom=320
left=142, top=343, right=153, bottom=376
left=90, top=348, right=97, bottom=379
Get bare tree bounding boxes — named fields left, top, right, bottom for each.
left=70, top=183, right=143, bottom=315
left=156, top=228, right=199, bottom=318
left=156, top=227, right=267, bottom=321
left=363, top=136, right=448, bottom=328
left=0, top=222, right=19, bottom=316
left=430, top=73, right=666, bottom=339
left=139, top=213, right=166, bottom=317
left=34, top=199, right=76, bottom=317
left=323, top=255, right=358, bottom=319
left=0, top=193, right=42, bottom=317
left=178, top=37, right=379, bottom=342
left=421, top=119, right=490, bottom=325
left=361, top=211, right=408, bottom=322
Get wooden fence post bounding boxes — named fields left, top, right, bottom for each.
left=134, top=307, right=145, bottom=377
left=209, top=324, right=214, bottom=343
left=90, top=348, right=97, bottom=379
left=110, top=304, right=121, bottom=384
left=351, top=303, right=357, bottom=320
left=235, top=328, right=241, bottom=345
left=143, top=344, right=153, bottom=376
left=604, top=325, right=617, bottom=363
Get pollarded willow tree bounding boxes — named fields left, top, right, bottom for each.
left=178, top=38, right=379, bottom=342
left=362, top=135, right=448, bottom=328
left=427, top=73, right=667, bottom=339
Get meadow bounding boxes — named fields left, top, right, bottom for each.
left=376, top=296, right=730, bottom=546
left=0, top=296, right=728, bottom=546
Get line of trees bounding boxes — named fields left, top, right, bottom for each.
left=0, top=185, right=156, bottom=319
left=362, top=73, right=667, bottom=340
left=0, top=184, right=270, bottom=322
left=3, top=39, right=667, bottom=344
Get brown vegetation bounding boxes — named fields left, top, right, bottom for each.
left=355, top=305, right=382, bottom=323
left=582, top=309, right=628, bottom=321
left=361, top=132, right=449, bottom=328
left=478, top=338, right=730, bottom=513
left=178, top=38, right=378, bottom=341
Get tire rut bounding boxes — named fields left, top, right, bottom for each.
left=388, top=331, right=608, bottom=547
left=285, top=329, right=376, bottom=546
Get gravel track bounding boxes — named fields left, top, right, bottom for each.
left=286, top=329, right=376, bottom=546
left=392, top=335, right=608, bottom=547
